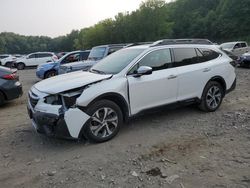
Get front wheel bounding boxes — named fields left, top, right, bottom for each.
left=83, top=100, right=123, bottom=143
left=199, top=81, right=224, bottom=112
left=45, top=70, right=56, bottom=79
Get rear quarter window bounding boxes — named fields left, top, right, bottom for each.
left=198, top=48, right=220, bottom=62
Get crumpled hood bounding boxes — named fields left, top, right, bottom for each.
left=34, top=71, right=112, bottom=94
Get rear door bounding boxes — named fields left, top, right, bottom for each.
left=127, top=48, right=178, bottom=115
left=174, top=48, right=220, bottom=101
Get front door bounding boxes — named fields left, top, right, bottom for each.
left=127, top=48, right=178, bottom=115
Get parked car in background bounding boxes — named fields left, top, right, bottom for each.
left=28, top=39, right=236, bottom=142
left=56, top=52, right=68, bottom=59
left=221, top=49, right=239, bottom=66
left=58, top=44, right=126, bottom=74
left=220, top=41, right=249, bottom=56
left=14, top=52, right=58, bottom=70
left=0, top=66, right=22, bottom=106
left=36, top=50, right=90, bottom=79
left=0, top=54, right=16, bottom=67
left=238, top=52, right=250, bottom=68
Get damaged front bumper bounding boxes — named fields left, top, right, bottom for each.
left=27, top=88, right=90, bottom=139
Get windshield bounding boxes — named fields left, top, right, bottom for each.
left=221, top=43, right=235, bottom=49
left=90, top=48, right=144, bottom=74
left=88, top=47, right=106, bottom=60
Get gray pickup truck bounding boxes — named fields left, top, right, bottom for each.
left=58, top=44, right=127, bottom=74
left=220, top=41, right=249, bottom=56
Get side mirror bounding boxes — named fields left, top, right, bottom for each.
left=134, top=66, right=152, bottom=77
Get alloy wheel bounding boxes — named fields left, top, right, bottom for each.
left=90, top=107, right=118, bottom=138
left=206, top=86, right=222, bottom=109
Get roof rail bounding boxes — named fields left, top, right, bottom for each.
left=125, top=42, right=154, bottom=48
left=151, top=39, right=213, bottom=46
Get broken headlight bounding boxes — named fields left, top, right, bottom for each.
left=61, top=88, right=84, bottom=108
left=45, top=95, right=62, bottom=105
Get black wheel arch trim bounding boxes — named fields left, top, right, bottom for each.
left=78, top=92, right=130, bottom=122
left=77, top=92, right=129, bottom=139
left=204, top=76, right=227, bottom=97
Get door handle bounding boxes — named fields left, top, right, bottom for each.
left=168, top=75, right=178, bottom=79
left=203, top=68, right=211, bottom=72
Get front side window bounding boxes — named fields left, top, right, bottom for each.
left=173, top=48, right=198, bottom=67
left=130, top=49, right=172, bottom=74
left=234, top=43, right=241, bottom=49
left=61, top=53, right=80, bottom=64
left=28, top=54, right=36, bottom=59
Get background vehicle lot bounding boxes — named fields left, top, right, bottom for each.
left=0, top=68, right=250, bottom=187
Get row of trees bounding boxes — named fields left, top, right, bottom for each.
left=1, top=0, right=249, bottom=54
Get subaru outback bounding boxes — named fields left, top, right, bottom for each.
left=27, top=40, right=236, bottom=142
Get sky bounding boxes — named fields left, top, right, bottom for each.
left=0, top=0, right=170, bottom=38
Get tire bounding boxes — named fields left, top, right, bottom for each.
left=5, top=62, right=12, bottom=68
left=83, top=100, right=123, bottom=143
left=16, top=63, right=25, bottom=70
left=45, top=70, right=56, bottom=79
left=0, top=91, right=5, bottom=106
left=199, top=81, right=224, bottom=112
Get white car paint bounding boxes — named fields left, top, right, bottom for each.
left=28, top=43, right=236, bottom=140
left=16, top=52, right=57, bottom=67
left=64, top=108, right=90, bottom=138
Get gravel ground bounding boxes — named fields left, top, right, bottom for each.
left=0, top=68, right=250, bottom=188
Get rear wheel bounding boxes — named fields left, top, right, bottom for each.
left=83, top=100, right=123, bottom=143
left=16, top=63, right=25, bottom=70
left=45, top=70, right=56, bottom=79
left=0, top=91, right=5, bottom=106
left=199, top=81, right=224, bottom=112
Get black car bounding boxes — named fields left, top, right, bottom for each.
left=238, top=53, right=250, bottom=68
left=0, top=66, right=23, bottom=105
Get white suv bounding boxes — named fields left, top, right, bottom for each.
left=0, top=54, right=16, bottom=67
left=15, top=52, right=57, bottom=70
left=27, top=40, right=236, bottom=142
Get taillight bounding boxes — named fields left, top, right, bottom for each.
left=2, top=73, right=18, bottom=80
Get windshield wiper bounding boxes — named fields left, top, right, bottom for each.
left=90, top=69, right=106, bottom=75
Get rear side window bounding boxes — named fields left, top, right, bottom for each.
left=81, top=51, right=90, bottom=60
left=241, top=43, right=247, bottom=48
left=173, top=48, right=198, bottom=67
left=61, top=53, right=80, bottom=64
left=198, top=48, right=220, bottom=62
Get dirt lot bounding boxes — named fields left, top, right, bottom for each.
left=0, top=68, right=250, bottom=188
